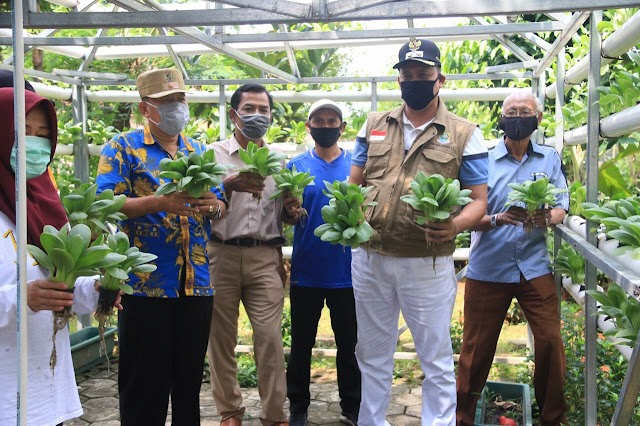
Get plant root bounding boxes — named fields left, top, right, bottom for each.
left=94, top=288, right=118, bottom=370
left=50, top=305, right=73, bottom=370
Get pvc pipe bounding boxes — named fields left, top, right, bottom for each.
left=546, top=10, right=640, bottom=99
left=11, top=2, right=29, bottom=423
left=86, top=87, right=518, bottom=104
left=30, top=81, right=72, bottom=100
left=45, top=0, right=79, bottom=8
left=562, top=103, right=640, bottom=146
left=0, top=29, right=87, bottom=59
left=561, top=278, right=632, bottom=361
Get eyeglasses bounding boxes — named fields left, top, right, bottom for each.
left=504, top=109, right=537, bottom=118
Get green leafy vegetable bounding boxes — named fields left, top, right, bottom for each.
left=60, top=183, right=126, bottom=238
left=238, top=141, right=285, bottom=178
left=554, top=243, right=585, bottom=284
left=400, top=172, right=473, bottom=225
left=586, top=283, right=640, bottom=347
left=27, top=224, right=126, bottom=289
left=607, top=220, right=640, bottom=259
left=505, top=177, right=566, bottom=213
left=155, top=150, right=230, bottom=198
left=313, top=180, right=376, bottom=248
left=99, top=231, right=158, bottom=295
left=505, top=177, right=567, bottom=231
left=269, top=166, right=315, bottom=217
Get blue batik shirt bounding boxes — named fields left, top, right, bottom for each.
left=96, top=126, right=223, bottom=298
left=288, top=149, right=353, bottom=288
left=466, top=139, right=569, bottom=283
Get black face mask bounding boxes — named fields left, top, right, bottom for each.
left=310, top=126, right=341, bottom=148
left=400, top=80, right=438, bottom=111
left=499, top=116, right=539, bottom=141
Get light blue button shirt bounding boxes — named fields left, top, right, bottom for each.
left=467, top=139, right=569, bottom=283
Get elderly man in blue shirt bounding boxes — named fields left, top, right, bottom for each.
left=456, top=91, right=569, bottom=426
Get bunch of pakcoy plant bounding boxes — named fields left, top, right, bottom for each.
left=606, top=220, right=640, bottom=259
left=313, top=180, right=376, bottom=248
left=400, top=172, right=473, bottom=225
left=27, top=224, right=125, bottom=368
left=554, top=243, right=586, bottom=284
left=582, top=197, right=640, bottom=235
left=238, top=141, right=285, bottom=199
left=586, top=283, right=640, bottom=347
left=504, top=177, right=567, bottom=232
left=95, top=231, right=157, bottom=350
left=269, top=166, right=315, bottom=219
left=568, top=181, right=587, bottom=217
left=60, top=183, right=126, bottom=239
left=155, top=150, right=230, bottom=198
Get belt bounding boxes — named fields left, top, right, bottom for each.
left=211, top=235, right=285, bottom=247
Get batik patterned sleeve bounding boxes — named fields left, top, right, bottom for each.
left=459, top=127, right=489, bottom=187
left=96, top=135, right=132, bottom=196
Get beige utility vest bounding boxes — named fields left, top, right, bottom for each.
left=362, top=101, right=477, bottom=257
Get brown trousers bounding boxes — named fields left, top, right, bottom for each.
left=456, top=274, right=568, bottom=426
left=207, top=242, right=287, bottom=425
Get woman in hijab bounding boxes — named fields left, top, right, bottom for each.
left=0, top=87, right=110, bottom=425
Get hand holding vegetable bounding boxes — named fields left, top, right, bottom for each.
left=223, top=172, right=265, bottom=197
left=27, top=279, right=74, bottom=312
left=155, top=150, right=230, bottom=199
left=270, top=166, right=315, bottom=220
left=504, top=177, right=566, bottom=232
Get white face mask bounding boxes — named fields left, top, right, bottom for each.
left=146, top=101, right=190, bottom=136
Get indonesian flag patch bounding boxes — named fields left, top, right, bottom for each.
left=370, top=130, right=386, bottom=142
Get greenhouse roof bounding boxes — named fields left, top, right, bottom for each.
left=2, top=0, right=640, bottom=86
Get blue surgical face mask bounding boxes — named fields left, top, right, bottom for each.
left=10, top=135, right=52, bottom=180
left=146, top=101, right=190, bottom=136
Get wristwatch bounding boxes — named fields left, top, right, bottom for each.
left=490, top=214, right=498, bottom=227
left=214, top=202, right=222, bottom=219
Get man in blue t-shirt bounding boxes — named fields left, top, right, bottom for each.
left=283, top=100, right=361, bottom=426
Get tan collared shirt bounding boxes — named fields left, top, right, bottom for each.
left=209, top=136, right=284, bottom=241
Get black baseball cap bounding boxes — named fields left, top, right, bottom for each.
left=0, top=69, right=35, bottom=92
left=393, top=39, right=441, bottom=69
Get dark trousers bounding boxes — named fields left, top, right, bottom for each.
left=456, top=274, right=568, bottom=426
left=286, top=286, right=361, bottom=415
left=118, top=294, right=214, bottom=426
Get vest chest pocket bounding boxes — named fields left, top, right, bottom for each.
left=418, top=148, right=457, bottom=178
left=364, top=143, right=392, bottom=180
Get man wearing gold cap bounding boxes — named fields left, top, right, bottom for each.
left=96, top=68, right=227, bottom=425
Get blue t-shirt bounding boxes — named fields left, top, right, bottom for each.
left=288, top=149, right=352, bottom=288
left=96, top=126, right=223, bottom=298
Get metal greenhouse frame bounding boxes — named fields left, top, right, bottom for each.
left=2, top=1, right=640, bottom=424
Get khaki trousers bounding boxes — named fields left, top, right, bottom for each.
left=207, top=242, right=287, bottom=425
left=456, top=274, right=568, bottom=426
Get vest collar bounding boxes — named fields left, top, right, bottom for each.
left=387, top=99, right=449, bottom=133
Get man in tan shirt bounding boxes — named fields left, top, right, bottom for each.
left=207, top=83, right=296, bottom=426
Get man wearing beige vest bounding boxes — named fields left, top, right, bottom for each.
left=349, top=39, right=489, bottom=426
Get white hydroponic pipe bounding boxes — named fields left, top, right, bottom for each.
left=0, top=29, right=87, bottom=59
left=86, top=87, right=518, bottom=104
left=546, top=10, right=640, bottom=99
left=561, top=278, right=633, bottom=361
left=562, top=103, right=640, bottom=146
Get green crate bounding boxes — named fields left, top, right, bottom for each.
left=69, top=326, right=116, bottom=374
left=475, top=381, right=532, bottom=426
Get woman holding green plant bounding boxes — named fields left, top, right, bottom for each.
left=456, top=91, right=569, bottom=426
left=0, top=88, right=120, bottom=426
